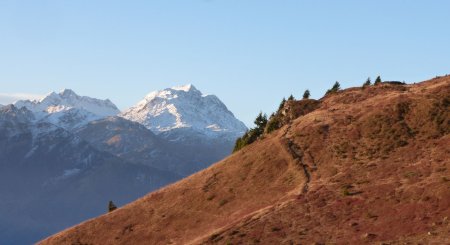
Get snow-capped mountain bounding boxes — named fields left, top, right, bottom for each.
left=15, top=89, right=120, bottom=130
left=121, top=84, right=247, bottom=138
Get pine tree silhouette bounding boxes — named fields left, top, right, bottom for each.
left=363, top=77, right=371, bottom=87
left=374, top=76, right=382, bottom=85
left=303, top=89, right=310, bottom=99
left=108, top=200, right=117, bottom=212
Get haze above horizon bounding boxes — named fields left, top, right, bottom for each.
left=1, top=0, right=449, bottom=126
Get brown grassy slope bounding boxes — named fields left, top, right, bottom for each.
left=40, top=76, right=450, bottom=244
left=39, top=127, right=307, bottom=244
left=198, top=77, right=450, bottom=244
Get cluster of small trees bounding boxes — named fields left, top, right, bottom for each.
left=233, top=75, right=384, bottom=151
left=363, top=76, right=382, bottom=87
left=233, top=89, right=311, bottom=152
left=233, top=112, right=268, bottom=152
left=326, top=76, right=382, bottom=95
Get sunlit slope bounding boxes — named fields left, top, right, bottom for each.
left=41, top=76, right=449, bottom=244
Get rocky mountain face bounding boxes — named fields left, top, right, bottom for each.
left=120, top=85, right=247, bottom=174
left=0, top=105, right=179, bottom=245
left=39, top=76, right=449, bottom=244
left=75, top=116, right=191, bottom=176
left=121, top=84, right=247, bottom=138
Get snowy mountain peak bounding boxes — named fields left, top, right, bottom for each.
left=14, top=89, right=120, bottom=130
left=142, top=84, right=201, bottom=102
left=121, top=84, right=247, bottom=138
left=60, top=88, right=77, bottom=97
left=16, top=89, right=120, bottom=117
left=171, top=84, right=196, bottom=92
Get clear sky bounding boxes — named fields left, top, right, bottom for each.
left=0, top=0, right=449, bottom=126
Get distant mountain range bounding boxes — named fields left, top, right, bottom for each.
left=0, top=85, right=246, bottom=244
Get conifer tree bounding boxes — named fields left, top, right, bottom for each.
left=332, top=81, right=341, bottom=91
left=374, top=76, right=382, bottom=85
left=254, top=112, right=268, bottom=130
left=302, top=89, right=310, bottom=99
left=363, top=77, right=371, bottom=87
left=325, top=81, right=341, bottom=95
left=108, top=200, right=117, bottom=212
left=288, top=94, right=295, bottom=101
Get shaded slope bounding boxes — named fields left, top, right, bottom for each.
left=0, top=106, right=179, bottom=244
left=40, top=76, right=450, bottom=244
left=74, top=116, right=184, bottom=176
left=40, top=128, right=307, bottom=244
left=75, top=117, right=233, bottom=177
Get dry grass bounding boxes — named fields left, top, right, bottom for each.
left=40, top=76, right=450, bottom=245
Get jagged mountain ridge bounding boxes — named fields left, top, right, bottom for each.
left=40, top=76, right=450, bottom=244
left=15, top=89, right=120, bottom=130
left=6, top=84, right=248, bottom=179
left=0, top=104, right=35, bottom=122
left=120, top=84, right=247, bottom=138
left=9, top=85, right=247, bottom=175
left=15, top=89, right=119, bottom=117
left=12, top=85, right=247, bottom=139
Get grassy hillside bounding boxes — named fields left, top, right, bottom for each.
left=40, top=76, right=450, bottom=244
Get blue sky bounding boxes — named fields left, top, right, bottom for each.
left=0, top=0, right=449, bottom=126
